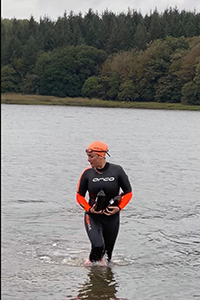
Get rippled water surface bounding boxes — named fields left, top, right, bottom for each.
left=2, top=104, right=200, bottom=300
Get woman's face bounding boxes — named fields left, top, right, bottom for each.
left=87, top=152, right=105, bottom=168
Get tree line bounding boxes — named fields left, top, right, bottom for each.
left=1, top=7, right=200, bottom=104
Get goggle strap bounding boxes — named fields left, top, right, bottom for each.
left=85, top=149, right=110, bottom=157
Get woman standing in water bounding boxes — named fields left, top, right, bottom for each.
left=76, top=141, right=132, bottom=266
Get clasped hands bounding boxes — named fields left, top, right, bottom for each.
left=89, top=204, right=120, bottom=216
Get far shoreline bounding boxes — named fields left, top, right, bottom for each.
left=1, top=93, right=200, bottom=111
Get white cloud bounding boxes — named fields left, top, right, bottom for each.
left=2, top=0, right=200, bottom=21
left=2, top=0, right=40, bottom=19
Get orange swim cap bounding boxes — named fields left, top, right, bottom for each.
left=86, top=141, right=110, bottom=157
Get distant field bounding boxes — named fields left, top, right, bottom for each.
left=1, top=93, right=200, bottom=111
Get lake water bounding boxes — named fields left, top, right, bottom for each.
left=1, top=104, right=200, bottom=300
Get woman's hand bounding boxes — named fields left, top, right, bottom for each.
left=103, top=206, right=120, bottom=216
left=89, top=204, right=103, bottom=214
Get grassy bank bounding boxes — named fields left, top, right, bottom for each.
left=1, top=93, right=200, bottom=111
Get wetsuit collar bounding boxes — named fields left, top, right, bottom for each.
left=95, top=162, right=109, bottom=174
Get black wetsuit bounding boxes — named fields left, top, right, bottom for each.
left=77, top=162, right=132, bottom=261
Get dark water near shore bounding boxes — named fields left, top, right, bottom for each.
left=1, top=104, right=200, bottom=300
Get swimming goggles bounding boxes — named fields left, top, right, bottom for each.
left=85, top=149, right=110, bottom=156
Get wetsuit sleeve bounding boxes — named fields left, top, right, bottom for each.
left=119, top=191, right=133, bottom=210
left=76, top=193, right=91, bottom=212
left=118, top=166, right=132, bottom=194
left=76, top=168, right=91, bottom=212
left=118, top=166, right=133, bottom=210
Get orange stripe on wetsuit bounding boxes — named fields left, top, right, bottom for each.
left=76, top=167, right=92, bottom=212
left=76, top=193, right=91, bottom=212
left=118, top=191, right=133, bottom=210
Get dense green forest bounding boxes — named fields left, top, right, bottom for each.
left=1, top=8, right=200, bottom=104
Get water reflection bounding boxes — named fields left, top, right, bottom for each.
left=75, top=266, right=126, bottom=300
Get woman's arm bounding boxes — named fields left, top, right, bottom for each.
left=118, top=191, right=133, bottom=210
left=76, top=193, right=91, bottom=212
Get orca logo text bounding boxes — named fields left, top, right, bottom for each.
left=92, top=177, right=115, bottom=182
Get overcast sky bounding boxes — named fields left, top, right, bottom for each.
left=2, top=0, right=200, bottom=21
